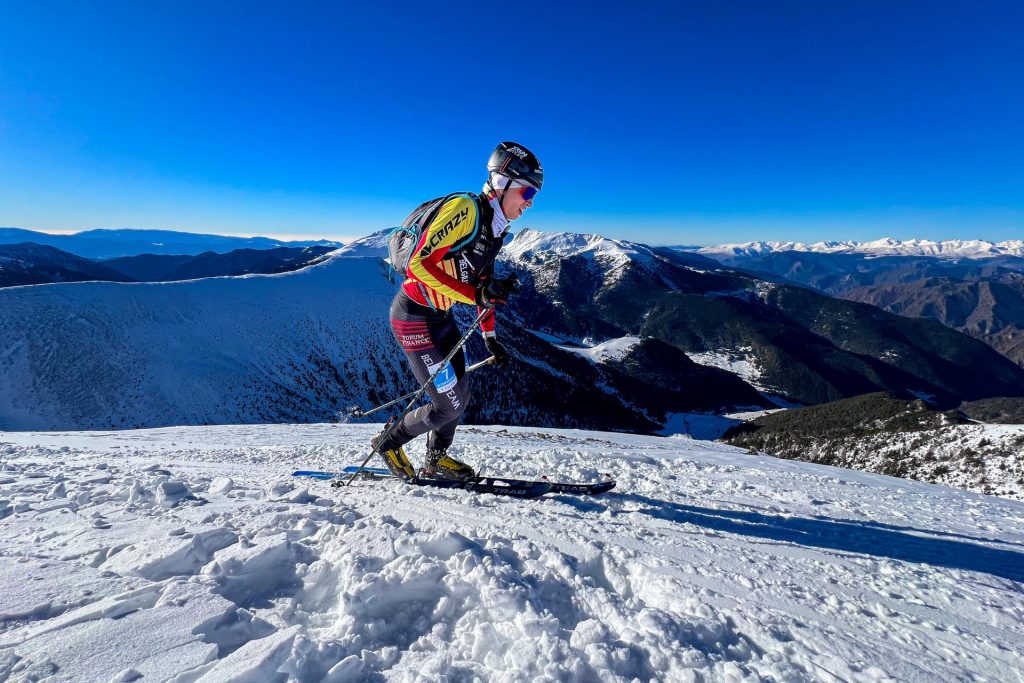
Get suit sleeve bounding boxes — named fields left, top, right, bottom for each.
left=406, top=196, right=478, bottom=305
left=475, top=258, right=497, bottom=336
left=478, top=306, right=496, bottom=336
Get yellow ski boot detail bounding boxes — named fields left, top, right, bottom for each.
left=371, top=433, right=415, bottom=480
left=423, top=448, right=476, bottom=481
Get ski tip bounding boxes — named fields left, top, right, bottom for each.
left=292, top=470, right=339, bottom=480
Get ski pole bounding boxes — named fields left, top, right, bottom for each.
left=339, top=306, right=495, bottom=487
left=349, top=356, right=494, bottom=419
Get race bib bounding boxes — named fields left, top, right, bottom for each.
left=430, top=362, right=458, bottom=393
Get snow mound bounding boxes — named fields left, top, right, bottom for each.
left=333, top=228, right=391, bottom=259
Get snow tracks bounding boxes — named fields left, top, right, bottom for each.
left=1, top=424, right=1024, bottom=681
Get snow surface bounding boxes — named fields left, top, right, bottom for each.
left=2, top=423, right=1023, bottom=682
left=555, top=336, right=643, bottom=365
left=333, top=230, right=390, bottom=259
left=690, top=238, right=1024, bottom=260
left=724, top=409, right=788, bottom=422
left=685, top=348, right=764, bottom=390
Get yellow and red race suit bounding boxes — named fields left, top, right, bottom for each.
left=401, top=192, right=505, bottom=336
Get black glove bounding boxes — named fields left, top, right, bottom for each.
left=485, top=337, right=511, bottom=365
left=475, top=274, right=520, bottom=307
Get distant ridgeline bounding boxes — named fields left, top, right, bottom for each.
left=0, top=242, right=337, bottom=287
left=2, top=228, right=1024, bottom=433
left=681, top=239, right=1024, bottom=368
left=0, top=227, right=341, bottom=259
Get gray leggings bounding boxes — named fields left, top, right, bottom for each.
left=383, top=292, right=471, bottom=451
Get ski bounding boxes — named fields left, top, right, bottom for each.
left=544, top=478, right=617, bottom=496
left=340, top=465, right=617, bottom=495
left=292, top=468, right=550, bottom=499
left=344, top=466, right=616, bottom=495
left=291, top=467, right=616, bottom=496
left=408, top=476, right=552, bottom=499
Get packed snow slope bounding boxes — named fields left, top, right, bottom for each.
left=0, top=253, right=404, bottom=430
left=2, top=424, right=1023, bottom=682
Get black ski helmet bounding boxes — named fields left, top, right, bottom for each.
left=487, top=141, right=543, bottom=190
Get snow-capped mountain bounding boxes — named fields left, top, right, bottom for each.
left=5, top=226, right=1024, bottom=433
left=689, top=237, right=1024, bottom=262
left=331, top=228, right=390, bottom=258
left=0, top=245, right=743, bottom=432
left=692, top=246, right=1024, bottom=367
left=503, top=230, right=644, bottom=263
left=1, top=423, right=1022, bottom=680
left=505, top=228, right=719, bottom=273
left=502, top=229, right=1024, bottom=407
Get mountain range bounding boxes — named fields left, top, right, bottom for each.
left=692, top=245, right=1024, bottom=366
left=843, top=274, right=1024, bottom=366
left=0, top=242, right=336, bottom=287
left=0, top=244, right=757, bottom=433
left=0, top=243, right=134, bottom=287
left=0, top=227, right=341, bottom=259
left=3, top=228, right=1024, bottom=433
left=687, top=237, right=1024, bottom=261
left=500, top=230, right=1024, bottom=407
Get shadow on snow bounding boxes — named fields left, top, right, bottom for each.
left=557, top=492, right=1024, bottom=584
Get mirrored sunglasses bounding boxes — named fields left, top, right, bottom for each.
left=518, top=184, right=539, bottom=201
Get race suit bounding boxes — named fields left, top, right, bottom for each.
left=383, top=192, right=505, bottom=451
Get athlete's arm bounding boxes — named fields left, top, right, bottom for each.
left=478, top=306, right=496, bottom=336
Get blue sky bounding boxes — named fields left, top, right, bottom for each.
left=1, top=1, right=1022, bottom=245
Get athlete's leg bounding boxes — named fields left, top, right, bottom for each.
left=424, top=320, right=469, bottom=451
left=383, top=294, right=471, bottom=450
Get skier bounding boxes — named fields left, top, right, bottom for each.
left=373, top=141, right=543, bottom=481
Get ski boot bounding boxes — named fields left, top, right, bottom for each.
left=422, top=447, right=476, bottom=481
left=370, top=431, right=416, bottom=480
